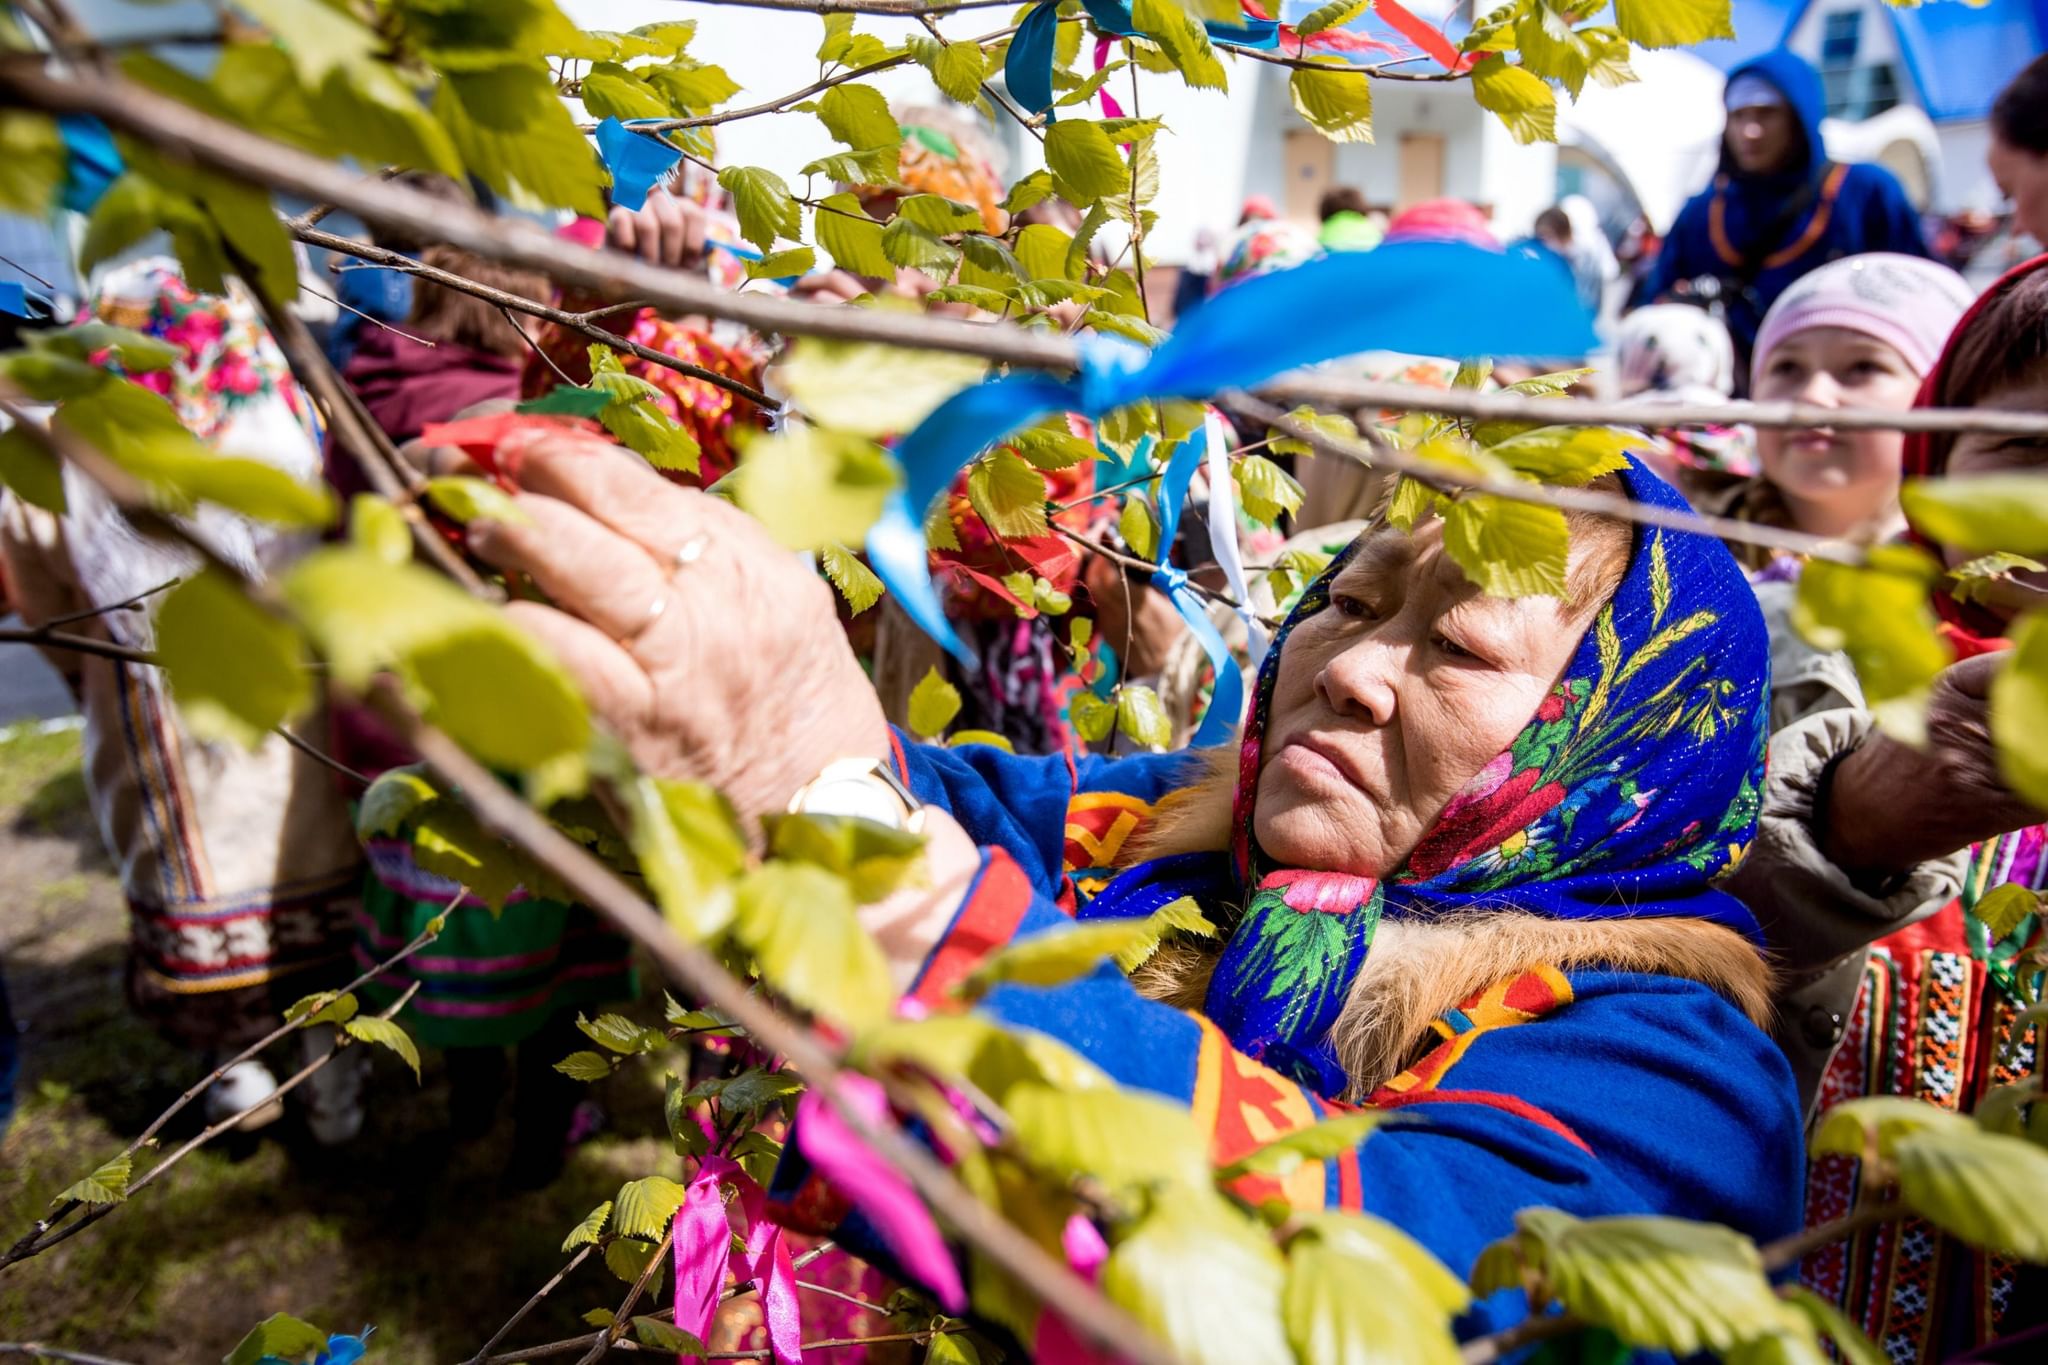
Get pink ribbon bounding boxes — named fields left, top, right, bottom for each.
left=672, top=1155, right=803, bottom=1365
left=1093, top=38, right=1126, bottom=121
left=1032, top=1215, right=1121, bottom=1365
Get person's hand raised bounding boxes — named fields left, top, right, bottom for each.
left=1822, top=652, right=2046, bottom=875
left=607, top=186, right=711, bottom=269
left=464, top=428, right=890, bottom=829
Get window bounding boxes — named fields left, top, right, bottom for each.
left=1821, top=11, right=1862, bottom=67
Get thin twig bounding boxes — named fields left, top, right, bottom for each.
left=0, top=627, right=154, bottom=666
left=1759, top=1198, right=1904, bottom=1273
left=794, top=1280, right=889, bottom=1315
left=465, top=1245, right=597, bottom=1365
left=707, top=1326, right=966, bottom=1359
left=300, top=281, right=439, bottom=348
left=502, top=304, right=578, bottom=388
left=36, top=577, right=179, bottom=629
left=681, top=0, right=1017, bottom=13
left=573, top=1234, right=672, bottom=1365
left=273, top=724, right=371, bottom=787
left=0, top=1345, right=141, bottom=1365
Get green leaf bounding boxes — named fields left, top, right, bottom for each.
left=286, top=991, right=358, bottom=1028
left=779, top=338, right=986, bottom=438
left=421, top=475, right=529, bottom=526
left=0, top=426, right=64, bottom=514
left=909, top=665, right=964, bottom=739
left=732, top=861, right=895, bottom=1029
left=1131, top=0, right=1228, bottom=90
left=1236, top=455, right=1304, bottom=526
left=26, top=321, right=180, bottom=372
left=518, top=385, right=615, bottom=419
left=1974, top=883, right=2041, bottom=942
left=932, top=41, right=988, bottom=103
left=1471, top=55, right=1557, bottom=144
left=1471, top=1208, right=1781, bottom=1356
left=356, top=766, right=440, bottom=841
left=1010, top=1081, right=1214, bottom=1197
left=0, top=112, right=64, bottom=216
left=556, top=1049, right=616, bottom=1082
left=967, top=449, right=1049, bottom=539
left=1290, top=65, right=1374, bottom=144
left=1071, top=690, right=1118, bottom=744
left=1612, top=0, right=1733, bottom=48
left=614, top=1174, right=692, bottom=1239
left=344, top=1015, right=422, bottom=1080
left=646, top=60, right=741, bottom=114
left=1120, top=495, right=1160, bottom=561
left=1100, top=1195, right=1293, bottom=1365
left=224, top=1313, right=329, bottom=1365
left=1117, top=684, right=1173, bottom=749
left=894, top=195, right=984, bottom=235
left=1267, top=406, right=1358, bottom=459
left=1219, top=1111, right=1388, bottom=1182
left=1895, top=1121, right=2048, bottom=1259
left=581, top=62, right=669, bottom=122
left=732, top=427, right=898, bottom=551
left=881, top=218, right=962, bottom=277
left=619, top=774, right=747, bottom=942
left=1015, top=223, right=1080, bottom=285
left=1902, top=475, right=2048, bottom=557
left=746, top=247, right=817, bottom=281
left=717, top=165, right=803, bottom=251
left=949, top=729, right=1014, bottom=750
left=1948, top=551, right=2047, bottom=605
left=605, top=1235, right=659, bottom=1283
left=55, top=1152, right=133, bottom=1208
left=578, top=1011, right=660, bottom=1054
left=435, top=67, right=605, bottom=219
left=766, top=811, right=928, bottom=904
left=283, top=547, right=590, bottom=772
left=965, top=918, right=1163, bottom=996
left=1010, top=423, right=1097, bottom=472
left=719, top=1067, right=806, bottom=1117
left=563, top=1200, right=613, bottom=1252
left=155, top=568, right=312, bottom=748
left=1295, top=0, right=1372, bottom=37
left=802, top=148, right=894, bottom=184
left=1045, top=121, right=1130, bottom=205
left=348, top=494, right=411, bottom=566
left=1995, top=612, right=2048, bottom=811
left=821, top=543, right=885, bottom=614
left=234, top=0, right=379, bottom=85
left=959, top=234, right=1027, bottom=288
left=1002, top=170, right=1055, bottom=215
left=818, top=84, right=903, bottom=157
left=1793, top=547, right=1948, bottom=708
left=1442, top=495, right=1570, bottom=598
left=634, top=1318, right=708, bottom=1353
left=815, top=193, right=896, bottom=277
left=1776, top=1286, right=1888, bottom=1365
left=589, top=346, right=701, bottom=475
left=1485, top=426, right=1637, bottom=486
left=1283, top=1220, right=1464, bottom=1365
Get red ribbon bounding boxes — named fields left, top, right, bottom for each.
left=1371, top=0, right=1477, bottom=73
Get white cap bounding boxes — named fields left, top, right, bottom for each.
left=1725, top=72, right=1788, bottom=112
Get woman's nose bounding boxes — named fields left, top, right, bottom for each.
left=1316, top=638, right=1401, bottom=726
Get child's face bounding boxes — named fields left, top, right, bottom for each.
left=1938, top=364, right=2048, bottom=618
left=1752, top=326, right=1922, bottom=523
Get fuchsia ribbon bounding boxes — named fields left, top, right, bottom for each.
left=672, top=1154, right=803, bottom=1365
left=1093, top=38, right=1127, bottom=120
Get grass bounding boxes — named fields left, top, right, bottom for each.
left=0, top=722, right=707, bottom=1363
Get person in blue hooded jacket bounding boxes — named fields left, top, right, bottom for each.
left=1642, top=49, right=1929, bottom=380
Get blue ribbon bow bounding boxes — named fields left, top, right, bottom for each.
left=595, top=117, right=684, bottom=213
left=866, top=239, right=1600, bottom=664
left=1006, top=0, right=1281, bottom=119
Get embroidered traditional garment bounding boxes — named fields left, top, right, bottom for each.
left=1800, top=254, right=2048, bottom=1359
left=1177, top=457, right=1770, bottom=1094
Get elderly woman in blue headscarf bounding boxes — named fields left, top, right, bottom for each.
left=461, top=431, right=1802, bottom=1335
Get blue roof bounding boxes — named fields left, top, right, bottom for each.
left=1889, top=0, right=2047, bottom=121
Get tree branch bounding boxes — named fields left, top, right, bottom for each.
left=464, top=1246, right=597, bottom=1365
left=0, top=626, right=155, bottom=666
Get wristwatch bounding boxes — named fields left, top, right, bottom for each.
left=787, top=756, right=925, bottom=833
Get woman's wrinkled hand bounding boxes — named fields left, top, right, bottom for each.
left=464, top=429, right=891, bottom=828
left=1821, top=652, right=2045, bottom=876
left=607, top=187, right=711, bottom=269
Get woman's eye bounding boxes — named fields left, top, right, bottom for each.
left=1433, top=634, right=1474, bottom=660
left=1333, top=593, right=1377, bottom=620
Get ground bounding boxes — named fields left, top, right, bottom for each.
left=0, top=719, right=678, bottom=1364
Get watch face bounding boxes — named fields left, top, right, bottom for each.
left=801, top=772, right=911, bottom=829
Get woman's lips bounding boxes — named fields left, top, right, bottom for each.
left=1278, top=734, right=1368, bottom=793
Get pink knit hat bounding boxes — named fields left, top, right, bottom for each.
left=1751, top=252, right=1977, bottom=383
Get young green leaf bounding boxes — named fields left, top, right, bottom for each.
left=779, top=338, right=986, bottom=437
left=932, top=41, right=988, bottom=103
left=1290, top=65, right=1374, bottom=144
left=288, top=992, right=359, bottom=1029
left=1902, top=475, right=2048, bottom=557
left=1071, top=690, right=1118, bottom=744
left=1117, top=683, right=1173, bottom=750
left=1130, top=0, right=1227, bottom=90
left=0, top=426, right=65, bottom=514
left=1236, top=455, right=1305, bottom=526
left=435, top=67, right=606, bottom=219
left=556, top=1050, right=617, bottom=1082
left=1793, top=547, right=1947, bottom=707
left=1442, top=495, right=1570, bottom=598
left=1485, top=425, right=1637, bottom=486
left=605, top=1236, right=660, bottom=1283
left=717, top=165, right=803, bottom=250
left=614, top=1174, right=692, bottom=1240
left=348, top=494, right=411, bottom=566
left=964, top=918, right=1162, bottom=997
left=647, top=60, right=742, bottom=114
left=1218, top=1111, right=1388, bottom=1181
left=562, top=1200, right=613, bottom=1251
left=1002, top=170, right=1055, bottom=215
left=55, top=1152, right=133, bottom=1208
left=815, top=193, right=897, bottom=276
left=745, top=246, right=817, bottom=281
left=422, top=475, right=530, bottom=526
left=818, top=83, right=903, bottom=155
left=1100, top=1195, right=1293, bottom=1365
left=581, top=62, right=669, bottom=121
left=733, top=427, right=899, bottom=550
left=578, top=1012, right=661, bottom=1054
left=949, top=729, right=1014, bottom=750
left=224, top=1314, right=330, bottom=1365
left=618, top=773, right=746, bottom=942
left=1045, top=121, right=1130, bottom=205
left=1120, top=494, right=1160, bottom=561
left=880, top=217, right=962, bottom=276
left=732, top=861, right=896, bottom=1029
left=1973, top=883, right=2041, bottom=943
left=909, top=665, right=964, bottom=739
left=766, top=811, right=928, bottom=904
left=0, top=112, right=65, bottom=217
left=1295, top=0, right=1372, bottom=37
left=344, top=1016, right=422, bottom=1080
left=967, top=448, right=1050, bottom=539
left=1949, top=551, right=2048, bottom=605
left=153, top=568, right=313, bottom=749
left=1611, top=0, right=1734, bottom=49
left=1894, top=1122, right=2048, bottom=1260
left=633, top=1318, right=708, bottom=1353
left=1993, top=612, right=2048, bottom=812
left=821, top=542, right=885, bottom=614
left=1471, top=55, right=1557, bottom=144
left=1283, top=1226, right=1463, bottom=1365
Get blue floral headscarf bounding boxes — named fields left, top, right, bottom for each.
left=1094, top=458, right=1770, bottom=1096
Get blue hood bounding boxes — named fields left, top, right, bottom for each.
left=1722, top=48, right=1827, bottom=183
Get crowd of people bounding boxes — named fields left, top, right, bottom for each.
left=2, top=37, right=2048, bottom=1362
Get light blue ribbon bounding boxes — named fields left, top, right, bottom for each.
left=865, top=239, right=1600, bottom=662
left=58, top=114, right=122, bottom=216
left=596, top=117, right=684, bottom=213
left=1146, top=420, right=1242, bottom=745
left=1005, top=0, right=1281, bottom=119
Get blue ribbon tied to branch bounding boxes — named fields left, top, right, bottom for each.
left=1148, top=416, right=1243, bottom=746
left=1006, top=0, right=1281, bottom=119
left=864, top=239, right=1601, bottom=686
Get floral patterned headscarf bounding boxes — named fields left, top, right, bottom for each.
left=1196, top=457, right=1772, bottom=1094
